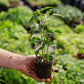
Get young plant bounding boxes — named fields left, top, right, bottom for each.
left=26, top=7, right=62, bottom=78
left=28, top=7, right=61, bottom=61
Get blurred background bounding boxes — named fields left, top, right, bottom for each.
left=0, top=0, right=84, bottom=84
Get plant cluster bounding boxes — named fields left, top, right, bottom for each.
left=52, top=5, right=84, bottom=24
left=0, top=0, right=9, bottom=7
left=27, top=7, right=61, bottom=60
left=75, top=24, right=84, bottom=34
left=0, top=6, right=32, bottom=26
left=28, top=0, right=61, bottom=6
left=0, top=20, right=34, bottom=55
left=0, top=4, right=84, bottom=84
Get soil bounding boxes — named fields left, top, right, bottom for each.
left=34, top=56, right=53, bottom=78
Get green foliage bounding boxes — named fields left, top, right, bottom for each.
left=0, top=0, right=9, bottom=6
left=0, top=20, right=37, bottom=84
left=27, top=8, right=61, bottom=60
left=0, top=20, right=34, bottom=55
left=79, top=49, right=84, bottom=54
left=0, top=5, right=84, bottom=84
left=75, top=24, right=84, bottom=34
left=0, top=6, right=33, bottom=26
left=50, top=54, right=84, bottom=84
left=53, top=5, right=84, bottom=24
left=28, top=0, right=61, bottom=6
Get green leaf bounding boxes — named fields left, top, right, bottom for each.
left=36, top=38, right=41, bottom=41
left=31, top=37, right=36, bottom=43
left=46, top=30, right=54, bottom=34
left=39, top=47, right=43, bottom=50
left=41, top=7, right=52, bottom=12
left=53, top=13, right=64, bottom=18
left=38, top=42, right=45, bottom=50
left=31, top=31, right=35, bottom=36
left=55, top=30, right=62, bottom=33
left=49, top=42, right=55, bottom=46
left=46, top=10, right=51, bottom=15
left=30, top=26, right=36, bottom=32
left=45, top=53, right=49, bottom=60
left=35, top=50, right=39, bottom=57
left=33, top=14, right=38, bottom=21
left=42, top=42, right=45, bottom=48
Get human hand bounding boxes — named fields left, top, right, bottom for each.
left=19, top=55, right=54, bottom=82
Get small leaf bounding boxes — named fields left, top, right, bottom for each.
left=46, top=30, right=54, bottom=34
left=53, top=13, right=64, bottom=18
left=42, top=42, right=45, bottom=48
left=45, top=53, right=49, bottom=60
left=55, top=30, right=62, bottom=33
left=49, top=42, right=54, bottom=46
left=38, top=42, right=45, bottom=50
left=36, top=38, right=41, bottom=41
left=30, top=26, right=36, bottom=32
left=39, top=47, right=43, bottom=50
left=41, top=7, right=52, bottom=12
left=31, top=31, right=35, bottom=36
left=46, top=10, right=51, bottom=15
left=35, top=50, right=39, bottom=57
left=31, top=37, right=36, bottom=43
left=33, top=14, right=38, bottom=21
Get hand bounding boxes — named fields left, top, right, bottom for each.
left=19, top=55, right=54, bottom=82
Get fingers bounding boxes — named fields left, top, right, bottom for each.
left=30, top=67, right=54, bottom=82
left=31, top=73, right=51, bottom=82
left=52, top=66, right=55, bottom=72
left=50, top=75, right=53, bottom=79
left=32, top=74, right=53, bottom=82
left=34, top=77, right=50, bottom=82
left=45, top=78, right=50, bottom=82
left=28, top=55, right=36, bottom=59
left=34, top=77, right=45, bottom=82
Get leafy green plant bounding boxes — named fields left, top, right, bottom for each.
left=27, top=7, right=61, bottom=60
left=27, top=0, right=61, bottom=6
left=52, top=5, right=84, bottom=24
left=0, top=20, right=34, bottom=55
left=0, top=0, right=9, bottom=7
left=0, top=6, right=32, bottom=26
left=75, top=24, right=84, bottom=34
left=0, top=5, right=84, bottom=84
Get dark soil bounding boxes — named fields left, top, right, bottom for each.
left=34, top=56, right=53, bottom=78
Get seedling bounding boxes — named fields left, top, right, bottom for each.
left=27, top=7, right=61, bottom=78
left=28, top=7, right=61, bottom=61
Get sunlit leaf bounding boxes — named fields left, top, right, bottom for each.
left=55, top=30, right=62, bottom=33
left=41, top=7, right=52, bottom=12
left=31, top=37, right=36, bottom=43
left=45, top=53, right=49, bottom=60
left=35, top=50, right=39, bottom=57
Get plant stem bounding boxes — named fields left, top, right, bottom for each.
left=43, top=22, right=45, bottom=55
left=47, top=34, right=48, bottom=53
